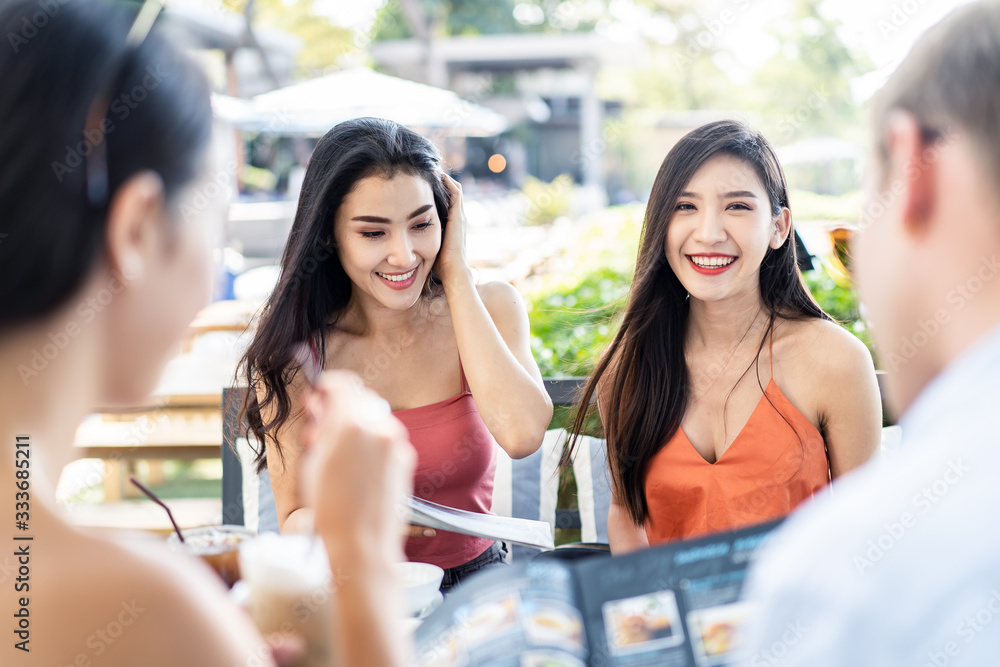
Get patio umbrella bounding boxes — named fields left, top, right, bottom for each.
left=211, top=93, right=263, bottom=126
left=239, top=67, right=508, bottom=137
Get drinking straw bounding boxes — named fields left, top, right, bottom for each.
left=129, top=476, right=185, bottom=543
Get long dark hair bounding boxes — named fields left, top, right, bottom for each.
left=564, top=120, right=829, bottom=525
left=0, top=0, right=211, bottom=329
left=238, top=117, right=450, bottom=473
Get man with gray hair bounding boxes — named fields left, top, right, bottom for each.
left=741, top=2, right=1000, bottom=664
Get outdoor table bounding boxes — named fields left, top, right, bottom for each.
left=73, top=392, right=223, bottom=501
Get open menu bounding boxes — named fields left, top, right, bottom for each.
left=406, top=496, right=555, bottom=551
left=413, top=519, right=781, bottom=667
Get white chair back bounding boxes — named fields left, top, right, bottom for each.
left=880, top=424, right=903, bottom=458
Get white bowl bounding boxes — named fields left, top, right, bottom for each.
left=393, top=562, right=444, bottom=616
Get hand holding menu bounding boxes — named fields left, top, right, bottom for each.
left=405, top=496, right=555, bottom=551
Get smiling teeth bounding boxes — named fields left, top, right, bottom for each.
left=377, top=269, right=416, bottom=282
left=690, top=256, right=735, bottom=268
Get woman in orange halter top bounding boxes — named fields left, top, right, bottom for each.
left=566, top=121, right=884, bottom=552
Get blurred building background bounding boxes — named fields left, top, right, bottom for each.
left=60, top=0, right=971, bottom=529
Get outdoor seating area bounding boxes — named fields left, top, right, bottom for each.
left=6, top=0, right=998, bottom=665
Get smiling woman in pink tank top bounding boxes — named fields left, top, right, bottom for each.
left=564, top=120, right=884, bottom=552
left=239, top=118, right=553, bottom=587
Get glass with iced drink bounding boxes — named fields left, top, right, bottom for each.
left=167, top=525, right=256, bottom=588
left=239, top=533, right=337, bottom=667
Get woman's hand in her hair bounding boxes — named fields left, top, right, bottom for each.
left=298, top=371, right=416, bottom=562
left=434, top=174, right=472, bottom=289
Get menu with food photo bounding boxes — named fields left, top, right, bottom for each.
left=413, top=520, right=781, bottom=667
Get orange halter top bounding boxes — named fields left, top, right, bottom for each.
left=643, top=331, right=830, bottom=544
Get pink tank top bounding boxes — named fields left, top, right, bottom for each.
left=393, top=366, right=497, bottom=569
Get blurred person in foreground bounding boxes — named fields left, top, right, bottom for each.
left=742, top=2, right=1000, bottom=664
left=0, top=1, right=411, bottom=665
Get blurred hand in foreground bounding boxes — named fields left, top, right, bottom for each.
left=299, top=370, right=416, bottom=562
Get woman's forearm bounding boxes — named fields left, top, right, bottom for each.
left=443, top=273, right=552, bottom=459
left=326, top=542, right=408, bottom=667
left=608, top=502, right=649, bottom=555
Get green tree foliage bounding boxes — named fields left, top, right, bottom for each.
left=522, top=174, right=575, bottom=226
left=223, top=0, right=356, bottom=75
left=748, top=0, right=872, bottom=143
left=527, top=204, right=642, bottom=377
left=802, top=264, right=874, bottom=357
left=529, top=267, right=629, bottom=377
left=372, top=0, right=605, bottom=40
left=620, top=0, right=871, bottom=141
left=627, top=0, right=735, bottom=110
left=444, top=0, right=521, bottom=34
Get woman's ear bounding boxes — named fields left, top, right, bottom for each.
left=771, top=207, right=792, bottom=249
left=104, top=171, right=166, bottom=283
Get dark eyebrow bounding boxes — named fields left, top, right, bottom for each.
left=351, top=204, right=434, bottom=223
left=677, top=190, right=758, bottom=200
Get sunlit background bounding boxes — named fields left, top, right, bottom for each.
left=64, top=0, right=968, bottom=532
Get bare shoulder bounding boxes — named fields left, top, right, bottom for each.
left=117, top=536, right=262, bottom=665
left=476, top=281, right=528, bottom=324
left=777, top=317, right=875, bottom=380
left=35, top=530, right=261, bottom=666
left=772, top=317, right=879, bottom=428
left=477, top=280, right=525, bottom=308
